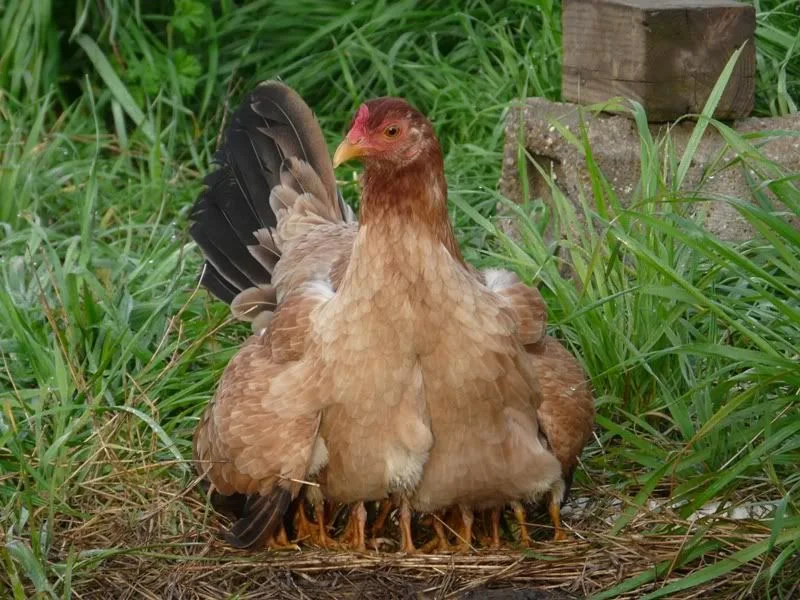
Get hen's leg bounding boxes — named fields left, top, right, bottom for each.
left=511, top=501, right=532, bottom=546
left=484, top=507, right=502, bottom=549
left=398, top=497, right=416, bottom=554
left=338, top=504, right=356, bottom=546
left=353, top=502, right=368, bottom=552
left=339, top=502, right=367, bottom=551
left=338, top=502, right=368, bottom=551
left=293, top=500, right=315, bottom=543
left=454, top=504, right=474, bottom=552
left=371, top=499, right=393, bottom=538
left=312, top=500, right=339, bottom=548
left=548, top=492, right=568, bottom=541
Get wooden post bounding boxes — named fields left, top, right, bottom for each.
left=562, top=0, right=756, bottom=121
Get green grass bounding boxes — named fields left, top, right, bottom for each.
left=1, top=0, right=799, bottom=598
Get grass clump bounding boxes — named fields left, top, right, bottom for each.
left=1, top=1, right=799, bottom=598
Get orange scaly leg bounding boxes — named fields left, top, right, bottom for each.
left=371, top=499, right=393, bottom=538
left=294, top=500, right=315, bottom=543
left=352, top=502, right=367, bottom=552
left=338, top=504, right=357, bottom=547
left=486, top=507, right=502, bottom=549
left=266, top=524, right=300, bottom=551
left=420, top=512, right=454, bottom=553
left=455, top=504, right=474, bottom=552
left=548, top=492, right=568, bottom=541
left=312, top=501, right=339, bottom=548
left=511, top=501, right=532, bottom=547
left=398, top=498, right=416, bottom=554
left=339, top=502, right=368, bottom=551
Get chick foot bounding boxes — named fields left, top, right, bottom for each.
left=420, top=513, right=455, bottom=553
left=266, top=524, right=301, bottom=551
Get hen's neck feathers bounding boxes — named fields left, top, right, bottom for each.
left=358, top=143, right=464, bottom=264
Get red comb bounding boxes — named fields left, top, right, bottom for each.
left=348, top=104, right=370, bottom=142
left=353, top=104, right=369, bottom=130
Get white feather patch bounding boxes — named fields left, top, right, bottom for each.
left=308, top=437, right=329, bottom=476
left=482, top=268, right=520, bottom=291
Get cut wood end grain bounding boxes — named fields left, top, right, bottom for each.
left=561, top=0, right=756, bottom=121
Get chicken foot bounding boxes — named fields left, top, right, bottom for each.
left=265, top=523, right=301, bottom=551
left=293, top=500, right=315, bottom=543
left=420, top=512, right=456, bottom=553
left=294, top=500, right=339, bottom=548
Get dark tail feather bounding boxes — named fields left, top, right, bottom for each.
left=209, top=489, right=248, bottom=519
left=190, top=81, right=337, bottom=303
left=223, top=487, right=293, bottom=549
left=189, top=221, right=269, bottom=291
left=199, top=264, right=240, bottom=304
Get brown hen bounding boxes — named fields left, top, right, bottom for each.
left=190, top=82, right=561, bottom=550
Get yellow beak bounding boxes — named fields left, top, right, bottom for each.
left=332, top=139, right=364, bottom=168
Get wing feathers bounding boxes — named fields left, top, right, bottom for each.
left=193, top=285, right=334, bottom=547
left=231, top=286, right=277, bottom=322
left=483, top=268, right=548, bottom=346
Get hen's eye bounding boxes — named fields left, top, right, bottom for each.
left=384, top=126, right=400, bottom=138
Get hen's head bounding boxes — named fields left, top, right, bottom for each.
left=333, top=98, right=437, bottom=170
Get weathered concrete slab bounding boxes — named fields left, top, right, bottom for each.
left=499, top=98, right=800, bottom=241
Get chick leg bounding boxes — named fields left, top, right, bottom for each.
left=511, top=501, right=532, bottom=547
left=398, top=497, right=417, bottom=554
left=485, top=507, right=502, bottom=549
left=371, top=498, right=393, bottom=538
left=548, top=491, right=568, bottom=541
left=454, top=504, right=474, bottom=552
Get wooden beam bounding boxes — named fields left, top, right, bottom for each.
left=562, top=0, right=756, bottom=121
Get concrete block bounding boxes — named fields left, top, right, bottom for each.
left=498, top=98, right=800, bottom=241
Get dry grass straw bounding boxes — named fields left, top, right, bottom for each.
left=21, top=418, right=785, bottom=600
